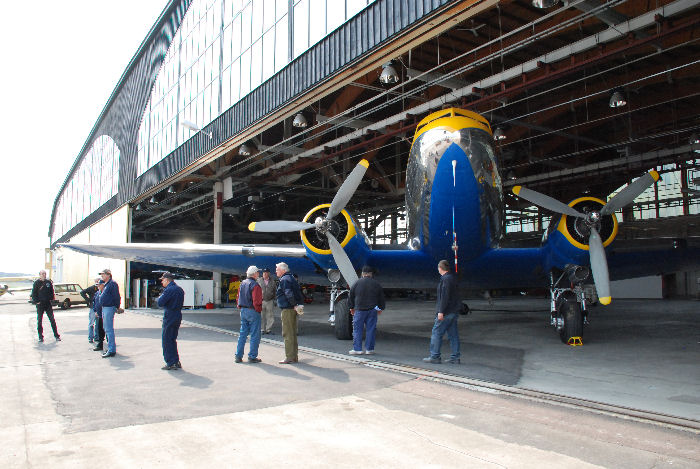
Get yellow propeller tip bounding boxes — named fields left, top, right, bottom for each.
left=599, top=296, right=612, bottom=305
left=649, top=170, right=660, bottom=182
left=512, top=186, right=522, bottom=195
left=248, top=222, right=256, bottom=231
left=359, top=159, right=369, bottom=168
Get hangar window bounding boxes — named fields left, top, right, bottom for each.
left=137, top=0, right=377, bottom=176
left=51, top=135, right=120, bottom=243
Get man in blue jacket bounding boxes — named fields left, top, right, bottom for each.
left=98, top=269, right=121, bottom=358
left=157, top=272, right=185, bottom=370
left=423, top=260, right=461, bottom=364
left=275, top=262, right=304, bottom=364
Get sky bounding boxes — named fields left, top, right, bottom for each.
left=0, top=1, right=168, bottom=274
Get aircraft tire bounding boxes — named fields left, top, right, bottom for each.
left=558, top=298, right=583, bottom=344
left=334, top=297, right=352, bottom=340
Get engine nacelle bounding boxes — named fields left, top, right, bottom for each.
left=299, top=204, right=371, bottom=273
left=544, top=196, right=619, bottom=271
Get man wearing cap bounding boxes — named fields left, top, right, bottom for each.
left=257, top=268, right=277, bottom=334
left=235, top=266, right=263, bottom=363
left=92, top=280, right=106, bottom=351
left=80, top=278, right=100, bottom=343
left=275, top=262, right=305, bottom=364
left=348, top=265, right=386, bottom=355
left=31, top=270, right=60, bottom=342
left=98, top=269, right=121, bottom=358
left=157, top=272, right=185, bottom=370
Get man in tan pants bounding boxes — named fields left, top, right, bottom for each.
left=275, top=262, right=304, bottom=363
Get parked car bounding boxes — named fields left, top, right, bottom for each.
left=52, top=283, right=86, bottom=309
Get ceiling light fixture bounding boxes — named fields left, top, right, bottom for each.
left=609, top=90, right=627, bottom=108
left=238, top=143, right=254, bottom=156
left=167, top=185, right=176, bottom=193
left=379, top=62, right=400, bottom=85
left=493, top=127, right=507, bottom=141
left=292, top=112, right=308, bottom=128
left=149, top=195, right=158, bottom=204
left=532, top=0, right=559, bottom=8
left=135, top=203, right=142, bottom=211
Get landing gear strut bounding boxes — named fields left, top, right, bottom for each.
left=550, top=270, right=589, bottom=345
left=328, top=281, right=352, bottom=340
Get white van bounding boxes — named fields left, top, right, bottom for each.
left=52, top=283, right=86, bottom=309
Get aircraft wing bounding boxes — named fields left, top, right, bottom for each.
left=58, top=242, right=328, bottom=283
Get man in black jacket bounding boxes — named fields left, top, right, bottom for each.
left=80, top=279, right=99, bottom=343
left=423, top=260, right=461, bottom=364
left=348, top=265, right=385, bottom=355
left=31, top=270, right=60, bottom=342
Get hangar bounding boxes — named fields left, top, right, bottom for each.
left=50, top=0, right=700, bottom=316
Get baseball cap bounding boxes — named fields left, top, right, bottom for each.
left=159, top=272, right=175, bottom=280
left=262, top=268, right=270, bottom=273
left=361, top=265, right=375, bottom=273
left=246, top=265, right=260, bottom=276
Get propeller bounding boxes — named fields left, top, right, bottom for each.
left=512, top=170, right=659, bottom=305
left=248, top=159, right=370, bottom=286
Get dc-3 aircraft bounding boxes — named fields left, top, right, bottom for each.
left=61, top=108, right=697, bottom=345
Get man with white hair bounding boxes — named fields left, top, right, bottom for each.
left=275, top=262, right=305, bottom=364
left=31, top=270, right=60, bottom=342
left=235, top=266, right=263, bottom=363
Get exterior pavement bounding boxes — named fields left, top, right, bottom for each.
left=1, top=292, right=698, bottom=468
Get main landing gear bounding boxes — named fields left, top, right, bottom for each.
left=327, top=276, right=352, bottom=340
left=550, top=267, right=593, bottom=346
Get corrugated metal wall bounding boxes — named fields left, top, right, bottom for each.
left=50, top=0, right=456, bottom=247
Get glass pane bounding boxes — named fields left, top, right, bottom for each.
left=262, top=28, right=274, bottom=81
left=309, top=0, right=325, bottom=46
left=250, top=39, right=262, bottom=89
left=276, top=0, right=287, bottom=20
left=347, top=0, right=368, bottom=19
left=251, top=0, right=263, bottom=41
left=223, top=24, right=232, bottom=67
left=240, top=48, right=251, bottom=96
left=327, top=0, right=344, bottom=32
left=275, top=15, right=288, bottom=72
left=293, top=0, right=308, bottom=58
left=232, top=13, right=242, bottom=58
left=242, top=3, right=252, bottom=50
left=221, top=66, right=231, bottom=110
left=263, top=0, right=275, bottom=32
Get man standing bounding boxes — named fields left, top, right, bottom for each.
left=257, top=268, right=277, bottom=334
left=348, top=265, right=385, bottom=355
left=92, top=280, right=106, bottom=351
left=275, top=262, right=304, bottom=364
left=98, top=269, right=120, bottom=358
left=157, top=272, right=185, bottom=370
left=80, top=278, right=100, bottom=343
left=236, top=266, right=263, bottom=363
left=31, top=270, right=60, bottom=342
left=423, top=260, right=461, bottom=364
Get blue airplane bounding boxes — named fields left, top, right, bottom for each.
left=61, top=108, right=691, bottom=345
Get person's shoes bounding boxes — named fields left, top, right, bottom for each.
left=447, top=358, right=460, bottom=364
left=365, top=350, right=375, bottom=355
left=55, top=336, right=61, bottom=341
left=348, top=350, right=363, bottom=355
left=161, top=364, right=179, bottom=370
left=248, top=357, right=262, bottom=363
left=278, top=359, right=296, bottom=364
left=101, top=352, right=116, bottom=358
left=93, top=344, right=103, bottom=351
left=89, top=339, right=94, bottom=344
left=38, top=337, right=44, bottom=343
left=175, top=361, right=182, bottom=369
left=234, top=356, right=243, bottom=363
left=422, top=357, right=441, bottom=364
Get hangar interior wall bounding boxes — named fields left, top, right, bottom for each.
left=53, top=206, right=130, bottom=304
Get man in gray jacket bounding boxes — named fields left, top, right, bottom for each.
left=257, top=268, right=277, bottom=334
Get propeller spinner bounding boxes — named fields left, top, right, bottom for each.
left=248, top=159, right=370, bottom=287
left=512, top=170, right=659, bottom=305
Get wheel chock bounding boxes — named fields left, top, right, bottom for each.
left=567, top=336, right=583, bottom=346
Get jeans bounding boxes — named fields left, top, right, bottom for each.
left=102, top=306, right=117, bottom=353
left=162, top=314, right=182, bottom=366
left=88, top=306, right=96, bottom=340
left=429, top=312, right=460, bottom=360
left=236, top=308, right=261, bottom=359
left=352, top=309, right=378, bottom=352
left=36, top=302, right=59, bottom=339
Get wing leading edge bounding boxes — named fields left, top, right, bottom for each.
left=58, top=242, right=327, bottom=282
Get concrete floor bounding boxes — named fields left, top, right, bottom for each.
left=1, top=292, right=698, bottom=468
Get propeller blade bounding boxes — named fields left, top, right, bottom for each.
left=588, top=227, right=611, bottom=305
left=248, top=221, right=315, bottom=232
left=327, top=159, right=369, bottom=219
left=600, top=170, right=660, bottom=215
left=326, top=232, right=359, bottom=287
left=512, top=186, right=584, bottom=217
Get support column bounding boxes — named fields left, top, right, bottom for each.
left=213, top=181, right=223, bottom=305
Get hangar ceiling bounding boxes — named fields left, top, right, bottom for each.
left=131, top=0, right=700, bottom=247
